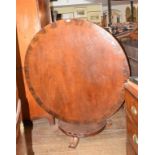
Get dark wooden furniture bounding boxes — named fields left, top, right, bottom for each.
left=116, top=24, right=138, bottom=41
left=122, top=40, right=138, bottom=77
left=16, top=88, right=21, bottom=140
left=125, top=80, right=138, bottom=155
left=24, top=19, right=129, bottom=147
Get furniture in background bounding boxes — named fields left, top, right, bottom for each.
left=16, top=88, right=21, bottom=140
left=122, top=39, right=138, bottom=77
left=125, top=79, right=138, bottom=155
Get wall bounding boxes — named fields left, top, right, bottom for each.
left=53, top=4, right=102, bottom=25
left=52, top=0, right=102, bottom=7
left=51, top=1, right=138, bottom=25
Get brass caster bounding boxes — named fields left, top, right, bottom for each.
left=68, top=136, right=79, bottom=149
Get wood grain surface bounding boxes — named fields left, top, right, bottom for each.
left=16, top=107, right=127, bottom=155
left=38, top=0, right=51, bottom=28
left=16, top=0, right=53, bottom=120
left=25, top=19, right=130, bottom=124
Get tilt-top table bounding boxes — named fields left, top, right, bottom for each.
left=24, top=19, right=129, bottom=148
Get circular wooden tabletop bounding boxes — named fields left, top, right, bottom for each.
left=25, top=19, right=129, bottom=124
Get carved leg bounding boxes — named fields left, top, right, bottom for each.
left=68, top=136, right=79, bottom=149
left=47, top=116, right=55, bottom=125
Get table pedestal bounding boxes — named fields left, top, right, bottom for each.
left=58, top=120, right=106, bottom=148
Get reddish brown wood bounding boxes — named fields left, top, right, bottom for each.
left=126, top=115, right=138, bottom=154
left=125, top=81, right=138, bottom=98
left=125, top=90, right=138, bottom=124
left=125, top=81, right=138, bottom=155
left=16, top=88, right=21, bottom=140
left=25, top=19, right=129, bottom=124
left=38, top=0, right=51, bottom=28
left=16, top=0, right=53, bottom=120
left=127, top=141, right=137, bottom=155
left=128, top=27, right=138, bottom=41
left=58, top=119, right=106, bottom=138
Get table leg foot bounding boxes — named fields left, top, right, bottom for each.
left=68, top=136, right=79, bottom=149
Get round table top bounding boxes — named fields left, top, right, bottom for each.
left=25, top=19, right=129, bottom=124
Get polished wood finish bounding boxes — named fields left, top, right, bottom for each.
left=38, top=0, right=51, bottom=28
left=127, top=141, right=137, bottom=155
left=125, top=91, right=138, bottom=124
left=125, top=81, right=138, bottom=155
left=126, top=114, right=138, bottom=153
left=58, top=119, right=106, bottom=137
left=16, top=88, right=21, bottom=140
left=25, top=19, right=129, bottom=125
left=16, top=0, right=53, bottom=120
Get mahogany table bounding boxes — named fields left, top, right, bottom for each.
left=25, top=19, right=130, bottom=148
